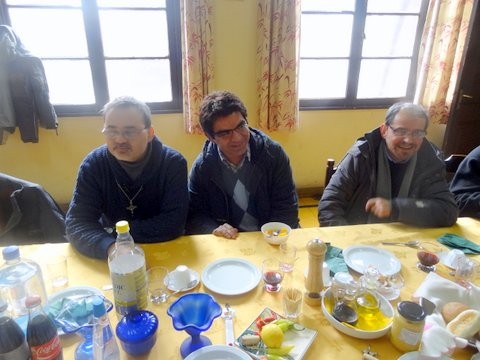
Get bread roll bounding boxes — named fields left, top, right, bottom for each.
left=442, top=302, right=470, bottom=323
left=446, top=309, right=480, bottom=338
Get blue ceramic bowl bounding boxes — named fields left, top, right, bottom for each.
left=116, top=310, right=158, bottom=356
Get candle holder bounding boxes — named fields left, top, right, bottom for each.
left=167, top=293, right=222, bottom=359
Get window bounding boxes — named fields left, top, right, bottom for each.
left=0, top=0, right=182, bottom=116
left=299, top=0, right=428, bottom=110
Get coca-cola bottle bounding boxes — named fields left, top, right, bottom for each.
left=26, top=295, right=63, bottom=360
left=0, top=299, right=30, bottom=359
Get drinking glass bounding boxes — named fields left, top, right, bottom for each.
left=147, top=266, right=170, bottom=304
left=262, top=258, right=283, bottom=292
left=454, top=256, right=476, bottom=290
left=416, top=243, right=441, bottom=272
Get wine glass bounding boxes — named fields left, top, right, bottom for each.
left=417, top=243, right=441, bottom=272
left=262, top=258, right=284, bottom=292
left=167, top=293, right=222, bottom=359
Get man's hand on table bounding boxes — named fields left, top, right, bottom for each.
left=213, top=223, right=239, bottom=239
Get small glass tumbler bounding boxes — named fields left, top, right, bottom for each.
left=283, top=287, right=302, bottom=320
left=262, top=258, right=283, bottom=292
left=279, top=243, right=297, bottom=273
left=147, top=266, right=170, bottom=304
left=454, top=257, right=476, bottom=290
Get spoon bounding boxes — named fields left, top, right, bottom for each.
left=381, top=240, right=421, bottom=248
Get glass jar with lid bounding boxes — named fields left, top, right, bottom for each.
left=390, top=301, right=426, bottom=352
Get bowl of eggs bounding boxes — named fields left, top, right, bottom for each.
left=261, top=222, right=291, bottom=245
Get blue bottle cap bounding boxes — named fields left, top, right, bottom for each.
left=116, top=310, right=158, bottom=343
left=92, top=296, right=106, bottom=317
left=2, top=246, right=20, bottom=261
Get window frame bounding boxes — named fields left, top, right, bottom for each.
left=299, top=0, right=429, bottom=111
left=0, top=0, right=182, bottom=116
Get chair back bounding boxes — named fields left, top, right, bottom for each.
left=325, top=158, right=337, bottom=188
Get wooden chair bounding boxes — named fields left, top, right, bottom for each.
left=325, top=158, right=337, bottom=188
left=444, top=154, right=466, bottom=183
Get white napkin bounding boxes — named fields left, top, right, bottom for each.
left=411, top=272, right=480, bottom=359
left=413, top=272, right=480, bottom=311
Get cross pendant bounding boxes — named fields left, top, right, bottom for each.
left=126, top=202, right=137, bottom=215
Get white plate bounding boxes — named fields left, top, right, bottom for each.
left=165, top=268, right=200, bottom=292
left=236, top=307, right=317, bottom=360
left=343, top=245, right=401, bottom=275
left=398, top=351, right=451, bottom=360
left=201, top=258, right=261, bottom=296
left=184, top=345, right=251, bottom=360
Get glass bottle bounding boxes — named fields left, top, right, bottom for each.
left=108, top=220, right=148, bottom=316
left=26, top=295, right=63, bottom=360
left=92, top=296, right=119, bottom=360
left=0, top=299, right=30, bottom=359
left=330, top=272, right=359, bottom=325
left=390, top=301, right=426, bottom=352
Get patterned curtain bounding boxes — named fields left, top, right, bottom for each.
left=180, top=0, right=214, bottom=134
left=256, top=0, right=301, bottom=131
left=414, top=0, right=473, bottom=124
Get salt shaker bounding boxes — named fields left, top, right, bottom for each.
left=304, top=238, right=327, bottom=306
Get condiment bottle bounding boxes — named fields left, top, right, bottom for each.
left=304, top=238, right=327, bottom=306
left=108, top=220, right=148, bottom=316
left=390, top=301, right=426, bottom=352
left=330, top=272, right=358, bottom=325
left=0, top=299, right=30, bottom=359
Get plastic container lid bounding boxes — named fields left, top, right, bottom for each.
left=2, top=246, right=20, bottom=261
left=92, top=296, right=106, bottom=317
left=397, top=301, right=426, bottom=322
left=116, top=310, right=158, bottom=343
left=115, top=221, right=130, bottom=234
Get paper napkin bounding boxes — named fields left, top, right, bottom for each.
left=437, top=233, right=480, bottom=254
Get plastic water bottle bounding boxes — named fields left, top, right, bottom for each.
left=0, top=246, right=48, bottom=321
left=108, top=220, right=148, bottom=316
left=92, top=296, right=119, bottom=360
left=0, top=299, right=30, bottom=359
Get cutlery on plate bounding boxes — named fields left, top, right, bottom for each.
left=381, top=240, right=420, bottom=248
left=222, top=303, right=235, bottom=345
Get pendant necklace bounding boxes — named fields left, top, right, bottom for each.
left=115, top=180, right=143, bottom=215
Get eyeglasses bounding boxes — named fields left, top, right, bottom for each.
left=102, top=127, right=147, bottom=140
left=388, top=125, right=426, bottom=139
left=212, top=120, right=248, bottom=139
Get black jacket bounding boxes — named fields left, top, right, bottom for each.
left=319, top=127, right=458, bottom=227
left=0, top=173, right=66, bottom=245
left=187, top=128, right=299, bottom=234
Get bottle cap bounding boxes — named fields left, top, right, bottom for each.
left=2, top=245, right=20, bottom=261
left=25, top=295, right=42, bottom=309
left=397, top=301, right=426, bottom=322
left=92, top=296, right=106, bottom=317
left=116, top=220, right=130, bottom=233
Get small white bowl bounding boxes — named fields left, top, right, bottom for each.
left=321, top=287, right=393, bottom=339
left=261, top=222, right=291, bottom=245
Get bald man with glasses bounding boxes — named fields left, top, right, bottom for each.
left=319, top=102, right=458, bottom=227
left=186, top=91, right=299, bottom=238
left=66, top=96, right=189, bottom=259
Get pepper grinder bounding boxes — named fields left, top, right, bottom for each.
left=304, top=238, right=327, bottom=306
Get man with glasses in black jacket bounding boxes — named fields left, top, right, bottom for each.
left=187, top=91, right=299, bottom=239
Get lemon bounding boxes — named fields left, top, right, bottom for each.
left=260, top=323, right=284, bottom=348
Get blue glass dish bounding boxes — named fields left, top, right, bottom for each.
left=167, top=293, right=222, bottom=359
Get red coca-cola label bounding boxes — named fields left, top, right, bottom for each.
left=30, top=335, right=62, bottom=360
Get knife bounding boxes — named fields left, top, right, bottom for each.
left=222, top=303, right=235, bottom=346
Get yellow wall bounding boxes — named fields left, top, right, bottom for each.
left=0, top=0, right=447, bottom=204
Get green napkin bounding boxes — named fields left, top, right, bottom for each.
left=437, top=233, right=480, bottom=254
left=325, top=244, right=348, bottom=274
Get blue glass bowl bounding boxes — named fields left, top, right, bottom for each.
left=167, top=293, right=222, bottom=359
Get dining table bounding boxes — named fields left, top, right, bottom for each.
left=7, top=217, right=480, bottom=360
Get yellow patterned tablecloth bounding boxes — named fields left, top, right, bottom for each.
left=9, top=217, right=480, bottom=359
